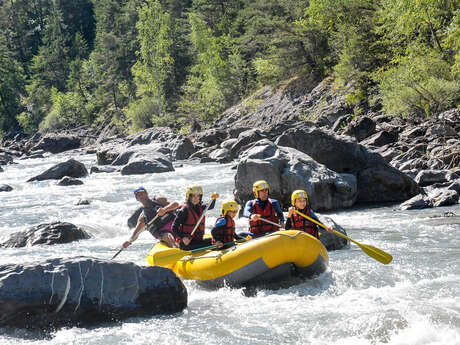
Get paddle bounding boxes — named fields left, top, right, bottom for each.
left=259, top=217, right=283, bottom=228
left=294, top=209, right=392, bottom=264
left=189, top=197, right=214, bottom=237
left=111, top=214, right=160, bottom=260
left=150, top=238, right=247, bottom=266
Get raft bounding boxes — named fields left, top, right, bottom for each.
left=147, top=230, right=329, bottom=288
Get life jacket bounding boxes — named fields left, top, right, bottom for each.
left=249, top=199, right=279, bottom=234
left=143, top=199, right=176, bottom=237
left=289, top=208, right=318, bottom=238
left=212, top=215, right=236, bottom=244
left=178, top=202, right=205, bottom=241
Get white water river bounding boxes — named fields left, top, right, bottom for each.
left=1, top=151, right=459, bottom=345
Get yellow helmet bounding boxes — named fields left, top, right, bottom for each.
left=291, top=189, right=309, bottom=206
left=185, top=185, right=203, bottom=200
left=221, top=200, right=240, bottom=216
left=253, top=180, right=270, bottom=197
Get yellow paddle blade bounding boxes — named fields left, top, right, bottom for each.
left=149, top=248, right=192, bottom=267
left=332, top=229, right=393, bottom=264
left=294, top=209, right=393, bottom=265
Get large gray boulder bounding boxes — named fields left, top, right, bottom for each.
left=0, top=184, right=12, bottom=192
left=1, top=222, right=91, bottom=248
left=27, top=158, right=88, bottom=182
left=120, top=148, right=174, bottom=175
left=234, top=140, right=357, bottom=211
left=0, top=257, right=187, bottom=329
left=275, top=127, right=420, bottom=203
left=31, top=134, right=81, bottom=154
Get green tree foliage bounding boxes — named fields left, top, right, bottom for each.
left=128, top=0, right=174, bottom=132
left=19, top=1, right=71, bottom=132
left=0, top=35, right=25, bottom=135
left=178, top=13, right=231, bottom=124
left=1, top=0, right=460, bottom=136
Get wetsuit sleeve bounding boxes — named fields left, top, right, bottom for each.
left=211, top=218, right=227, bottom=242
left=243, top=200, right=253, bottom=218
left=285, top=217, right=292, bottom=230
left=172, top=206, right=188, bottom=238
left=272, top=200, right=285, bottom=222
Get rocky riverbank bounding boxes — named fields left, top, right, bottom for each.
left=1, top=78, right=459, bottom=211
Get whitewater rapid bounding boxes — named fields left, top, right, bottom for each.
left=1, top=151, right=459, bottom=345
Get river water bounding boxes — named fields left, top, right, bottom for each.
left=1, top=151, right=459, bottom=345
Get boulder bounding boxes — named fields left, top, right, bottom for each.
left=193, top=129, right=228, bottom=147
left=414, top=170, right=455, bottom=187
left=275, top=127, right=420, bottom=203
left=31, top=134, right=81, bottom=154
left=317, top=216, right=349, bottom=251
left=121, top=157, right=174, bottom=175
left=360, top=130, right=398, bottom=147
left=343, top=116, right=376, bottom=142
left=431, top=189, right=459, bottom=207
left=27, top=159, right=88, bottom=182
left=0, top=166, right=3, bottom=172
left=230, top=129, right=267, bottom=158
left=399, top=194, right=432, bottom=210
left=0, top=222, right=91, bottom=248
left=75, top=199, right=91, bottom=206
left=57, top=176, right=84, bottom=186
left=234, top=140, right=357, bottom=211
left=0, top=257, right=187, bottom=329
left=0, top=184, right=12, bottom=192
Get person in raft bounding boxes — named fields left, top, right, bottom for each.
left=123, top=186, right=179, bottom=249
left=242, top=180, right=284, bottom=238
left=285, top=189, right=333, bottom=237
left=172, top=185, right=219, bottom=250
left=211, top=200, right=243, bottom=249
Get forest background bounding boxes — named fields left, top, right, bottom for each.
left=0, top=0, right=459, bottom=138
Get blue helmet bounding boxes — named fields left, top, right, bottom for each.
left=133, top=186, right=146, bottom=195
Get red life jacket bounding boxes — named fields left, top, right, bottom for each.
left=289, top=208, right=318, bottom=238
left=212, top=215, right=236, bottom=244
left=249, top=199, right=279, bottom=234
left=179, top=202, right=205, bottom=241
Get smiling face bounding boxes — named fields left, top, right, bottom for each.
left=189, top=194, right=201, bottom=205
left=257, top=188, right=269, bottom=201
left=295, top=197, right=307, bottom=210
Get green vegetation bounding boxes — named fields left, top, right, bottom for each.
left=0, top=0, right=459, bottom=138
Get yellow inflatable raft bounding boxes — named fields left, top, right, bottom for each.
left=147, top=230, right=329, bottom=288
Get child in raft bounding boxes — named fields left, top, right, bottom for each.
left=285, top=189, right=333, bottom=237
left=211, top=200, right=243, bottom=249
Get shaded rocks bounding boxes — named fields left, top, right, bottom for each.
left=275, top=127, right=420, bottom=203
left=0, top=184, right=12, bottom=192
left=234, top=140, right=357, bottom=211
left=127, top=127, right=195, bottom=160
left=31, top=134, right=81, bottom=154
left=0, top=153, right=13, bottom=165
left=318, top=216, right=349, bottom=251
left=27, top=158, right=88, bottom=182
left=414, top=169, right=459, bottom=187
left=121, top=157, right=173, bottom=175
left=57, top=176, right=84, bottom=186
left=0, top=257, right=187, bottom=329
left=90, top=166, right=118, bottom=174
left=343, top=116, right=376, bottom=142
left=0, top=222, right=91, bottom=248
left=400, top=194, right=432, bottom=210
